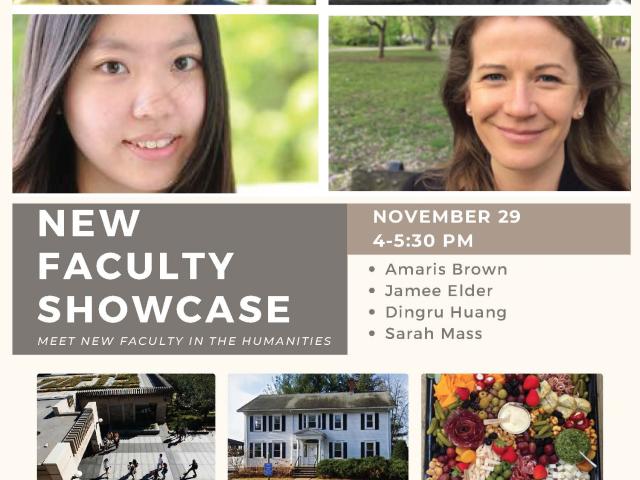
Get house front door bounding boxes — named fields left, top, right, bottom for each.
left=302, top=442, right=318, bottom=465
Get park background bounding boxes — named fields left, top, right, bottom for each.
left=12, top=15, right=318, bottom=187
left=329, top=16, right=631, bottom=190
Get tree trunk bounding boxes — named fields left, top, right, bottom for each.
left=423, top=17, right=436, bottom=51
left=378, top=25, right=386, bottom=59
left=366, top=17, right=387, bottom=60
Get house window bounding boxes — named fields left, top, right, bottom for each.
left=334, top=442, right=343, bottom=459
left=334, top=415, right=343, bottom=430
left=273, top=442, right=282, bottom=458
left=306, top=414, right=319, bottom=429
left=365, top=442, right=375, bottom=457
left=254, top=416, right=263, bottom=432
left=365, top=413, right=374, bottom=429
left=273, top=416, right=281, bottom=431
left=254, top=443, right=263, bottom=458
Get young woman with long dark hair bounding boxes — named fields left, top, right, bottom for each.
left=14, top=15, right=234, bottom=193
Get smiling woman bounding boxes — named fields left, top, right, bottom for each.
left=13, top=15, right=234, bottom=193
left=404, top=16, right=629, bottom=191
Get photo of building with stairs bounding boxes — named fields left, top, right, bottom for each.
left=37, top=374, right=215, bottom=480
left=228, top=374, right=408, bottom=479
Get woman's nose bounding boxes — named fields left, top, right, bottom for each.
left=503, top=80, right=538, bottom=118
left=131, top=76, right=176, bottom=120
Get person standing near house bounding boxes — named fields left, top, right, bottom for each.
left=114, top=432, right=120, bottom=449
left=103, top=457, right=111, bottom=479
left=183, top=459, right=198, bottom=478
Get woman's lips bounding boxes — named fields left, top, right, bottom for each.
left=496, top=126, right=546, bottom=144
left=123, top=136, right=180, bottom=160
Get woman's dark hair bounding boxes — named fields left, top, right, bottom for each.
left=13, top=15, right=234, bottom=193
left=437, top=16, right=629, bottom=191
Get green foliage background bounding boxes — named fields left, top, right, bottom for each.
left=12, top=15, right=318, bottom=185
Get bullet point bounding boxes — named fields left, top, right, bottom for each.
left=369, top=309, right=375, bottom=315
left=369, top=330, right=375, bottom=336
left=369, top=266, right=375, bottom=272
left=369, top=287, right=375, bottom=293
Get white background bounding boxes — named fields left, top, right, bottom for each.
left=1, top=1, right=637, bottom=479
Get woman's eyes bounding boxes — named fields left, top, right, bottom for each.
left=480, top=72, right=562, bottom=85
left=172, top=56, right=200, bottom=72
left=98, top=61, right=129, bottom=75
left=481, top=73, right=505, bottom=82
left=537, top=74, right=561, bottom=83
left=95, top=56, right=200, bottom=75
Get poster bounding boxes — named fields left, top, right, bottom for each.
left=1, top=1, right=637, bottom=480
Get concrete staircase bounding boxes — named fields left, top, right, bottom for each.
left=292, top=466, right=317, bottom=478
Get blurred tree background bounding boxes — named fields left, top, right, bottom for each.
left=329, top=16, right=631, bottom=190
left=12, top=15, right=318, bottom=186
left=219, top=15, right=317, bottom=184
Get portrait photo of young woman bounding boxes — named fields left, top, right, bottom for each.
left=14, top=14, right=318, bottom=193
left=329, top=16, right=630, bottom=191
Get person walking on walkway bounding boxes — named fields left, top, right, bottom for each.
left=126, top=459, right=138, bottom=480
left=161, top=462, right=169, bottom=480
left=103, top=457, right=111, bottom=479
left=183, top=459, right=198, bottom=478
left=157, top=453, right=164, bottom=471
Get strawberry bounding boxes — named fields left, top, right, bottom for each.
left=525, top=389, right=540, bottom=407
left=456, top=462, right=470, bottom=471
left=492, top=440, right=507, bottom=455
left=501, top=446, right=517, bottom=463
left=455, top=387, right=470, bottom=401
left=523, top=375, right=540, bottom=391
left=533, top=464, right=548, bottom=479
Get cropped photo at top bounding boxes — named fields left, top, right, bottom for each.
left=13, top=14, right=318, bottom=193
left=16, top=0, right=316, bottom=5
left=330, top=0, right=628, bottom=5
left=328, top=16, right=630, bottom=191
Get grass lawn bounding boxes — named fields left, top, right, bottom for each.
left=329, top=46, right=451, bottom=190
left=329, top=46, right=631, bottom=191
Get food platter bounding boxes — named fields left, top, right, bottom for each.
left=424, top=374, right=601, bottom=480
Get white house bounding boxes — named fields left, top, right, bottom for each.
left=237, top=391, right=394, bottom=469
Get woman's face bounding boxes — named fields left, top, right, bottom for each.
left=465, top=17, right=587, bottom=183
left=63, top=15, right=205, bottom=193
